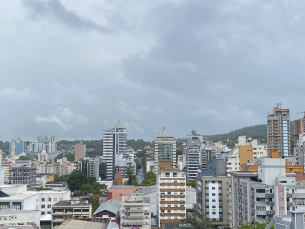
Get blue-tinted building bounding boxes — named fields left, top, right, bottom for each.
left=9, top=138, right=26, bottom=156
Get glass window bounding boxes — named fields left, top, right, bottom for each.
left=41, top=205, right=45, bottom=208
left=53, top=198, right=57, bottom=202
left=48, top=198, right=51, bottom=202
left=42, top=198, right=45, bottom=202
left=59, top=198, right=63, bottom=201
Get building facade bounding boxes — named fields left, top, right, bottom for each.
left=186, top=133, right=202, bottom=182
left=158, top=162, right=186, bottom=227
left=11, top=166, right=36, bottom=190
left=295, top=133, right=305, bottom=171
left=154, top=128, right=176, bottom=174
left=229, top=157, right=305, bottom=228
left=103, top=121, right=127, bottom=180
left=294, top=114, right=305, bottom=145
left=74, top=141, right=86, bottom=162
left=9, top=138, right=26, bottom=156
left=120, top=193, right=151, bottom=229
left=267, top=103, right=290, bottom=156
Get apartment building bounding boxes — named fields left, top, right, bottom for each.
left=186, top=134, right=202, bottom=182
left=51, top=200, right=92, bottom=227
left=0, top=210, right=40, bottom=227
left=11, top=166, right=36, bottom=190
left=229, top=157, right=305, bottom=228
left=226, top=136, right=267, bottom=175
left=295, top=133, right=305, bottom=171
left=155, top=128, right=176, bottom=173
left=39, top=190, right=71, bottom=215
left=196, top=158, right=229, bottom=227
left=120, top=193, right=151, bottom=229
left=74, top=141, right=86, bottom=162
left=103, top=121, right=127, bottom=180
left=294, top=114, right=305, bottom=145
left=267, top=103, right=290, bottom=156
left=177, top=154, right=186, bottom=171
left=158, top=162, right=186, bottom=227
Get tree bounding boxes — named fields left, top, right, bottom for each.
left=186, top=180, right=196, bottom=189
left=80, top=184, right=93, bottom=194
left=181, top=212, right=213, bottom=229
left=89, top=194, right=100, bottom=213
left=67, top=171, right=88, bottom=191
left=140, top=171, right=156, bottom=186
left=237, top=222, right=274, bottom=229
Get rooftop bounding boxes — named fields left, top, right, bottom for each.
left=0, top=210, right=39, bottom=215
left=109, top=185, right=134, bottom=189
left=53, top=200, right=90, bottom=206
left=94, top=199, right=121, bottom=215
left=57, top=219, right=108, bottom=229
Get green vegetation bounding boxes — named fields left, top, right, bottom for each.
left=19, top=155, right=36, bottom=161
left=67, top=171, right=89, bottom=191
left=181, top=212, right=213, bottom=229
left=140, top=171, right=156, bottom=186
left=186, top=180, right=196, bottom=189
left=54, top=174, right=69, bottom=182
left=124, top=172, right=139, bottom=186
left=237, top=222, right=273, bottom=229
left=55, top=153, right=74, bottom=162
left=89, top=194, right=100, bottom=213
left=176, top=140, right=184, bottom=161
left=127, top=139, right=152, bottom=151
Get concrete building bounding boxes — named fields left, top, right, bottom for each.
left=103, top=121, right=127, bottom=180
left=154, top=128, right=176, bottom=173
left=74, top=141, right=86, bottom=162
left=229, top=157, right=305, bottom=228
left=196, top=159, right=229, bottom=227
left=115, top=154, right=136, bottom=178
left=51, top=200, right=92, bottom=227
left=267, top=103, right=290, bottom=156
left=106, top=185, right=139, bottom=202
left=226, top=136, right=267, bottom=175
left=158, top=162, right=186, bottom=227
left=294, top=114, right=305, bottom=145
left=177, top=154, right=186, bottom=171
left=11, top=166, right=36, bottom=190
left=120, top=193, right=151, bottom=229
left=38, top=151, right=48, bottom=162
left=0, top=210, right=40, bottom=227
left=186, top=133, right=202, bottom=182
left=39, top=190, right=71, bottom=216
left=266, top=211, right=305, bottom=229
left=295, top=133, right=305, bottom=171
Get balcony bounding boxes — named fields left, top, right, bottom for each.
left=265, top=193, right=274, bottom=198
left=266, top=210, right=275, bottom=215
left=122, top=221, right=143, bottom=226
left=287, top=193, right=292, bottom=198
left=125, top=209, right=143, bottom=213
left=287, top=202, right=293, bottom=206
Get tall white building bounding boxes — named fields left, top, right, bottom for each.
left=103, top=121, right=127, bottom=180
left=186, top=133, right=202, bottom=182
left=154, top=128, right=176, bottom=173
left=295, top=133, right=305, bottom=170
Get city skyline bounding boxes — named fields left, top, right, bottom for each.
left=1, top=1, right=305, bottom=141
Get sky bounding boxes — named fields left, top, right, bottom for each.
left=1, top=0, right=305, bottom=141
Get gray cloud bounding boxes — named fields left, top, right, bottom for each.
left=1, top=0, right=305, bottom=141
left=22, top=0, right=110, bottom=33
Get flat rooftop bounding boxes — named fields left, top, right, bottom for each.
left=53, top=200, right=90, bottom=206
left=57, top=219, right=108, bottom=229
left=109, top=185, right=134, bottom=189
left=0, top=210, right=39, bottom=214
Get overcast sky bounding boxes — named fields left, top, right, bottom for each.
left=1, top=0, right=305, bottom=141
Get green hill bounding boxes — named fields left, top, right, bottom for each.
left=206, top=121, right=294, bottom=141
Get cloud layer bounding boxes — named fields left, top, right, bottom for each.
left=0, top=0, right=305, bottom=141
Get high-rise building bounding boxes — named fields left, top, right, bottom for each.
left=74, top=141, right=86, bottom=162
left=154, top=128, right=176, bottom=173
left=186, top=132, right=202, bottom=182
left=158, top=162, right=186, bottom=227
left=295, top=133, right=305, bottom=171
left=103, top=121, right=127, bottom=180
left=196, top=159, right=229, bottom=228
left=267, top=103, right=290, bottom=156
left=11, top=166, right=36, bottom=190
left=120, top=193, right=151, bottom=229
left=9, top=138, right=26, bottom=156
left=294, top=114, right=305, bottom=144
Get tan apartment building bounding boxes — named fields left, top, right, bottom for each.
left=158, top=162, right=186, bottom=227
left=267, top=103, right=290, bottom=156
left=74, top=141, right=86, bottom=162
left=51, top=200, right=91, bottom=227
left=120, top=193, right=151, bottom=229
left=294, top=114, right=305, bottom=144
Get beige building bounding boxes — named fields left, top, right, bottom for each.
left=51, top=200, right=91, bottom=227
left=197, top=176, right=229, bottom=227
left=158, top=162, right=186, bottom=227
left=120, top=193, right=151, bottom=229
left=154, top=128, right=176, bottom=173
left=74, top=141, right=86, bottom=162
left=294, top=114, right=305, bottom=144
left=226, top=136, right=267, bottom=175
left=267, top=103, right=290, bottom=156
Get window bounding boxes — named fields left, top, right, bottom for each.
left=59, top=198, right=63, bottom=201
left=168, top=210, right=171, bottom=213
left=161, top=210, right=165, bottom=213
left=174, top=181, right=177, bottom=183
left=212, top=200, right=216, bottom=202
left=212, top=212, right=216, bottom=215
left=212, top=206, right=216, bottom=208
left=144, top=213, right=149, bottom=215
left=42, top=198, right=45, bottom=202
left=167, top=205, right=171, bottom=207
left=41, top=212, right=45, bottom=215
left=48, top=198, right=51, bottom=202
left=41, top=205, right=45, bottom=208
left=47, top=211, right=51, bottom=214
left=212, top=187, right=215, bottom=190
left=48, top=205, right=51, bottom=208
left=212, top=193, right=215, bottom=196
left=53, top=198, right=57, bottom=202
